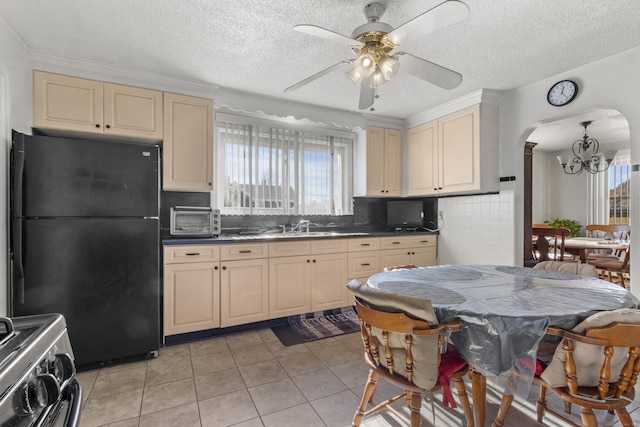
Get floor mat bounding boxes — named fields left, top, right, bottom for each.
left=271, top=306, right=360, bottom=346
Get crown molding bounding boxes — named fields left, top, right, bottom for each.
left=406, top=89, right=503, bottom=129
left=27, top=49, right=218, bottom=98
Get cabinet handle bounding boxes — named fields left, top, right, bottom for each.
left=239, top=250, right=252, bottom=254
left=185, top=252, right=200, bottom=256
left=407, top=252, right=411, bottom=255
left=420, top=240, right=429, bottom=243
left=307, top=259, right=310, bottom=263
left=392, top=242, right=401, bottom=245
left=313, top=259, right=316, bottom=263
left=361, top=263, right=370, bottom=266
left=105, top=124, right=111, bottom=129
left=214, top=266, right=219, bottom=270
left=95, top=124, right=100, bottom=128
left=361, top=243, right=370, bottom=247
left=222, top=266, right=227, bottom=270
left=411, top=251, right=415, bottom=255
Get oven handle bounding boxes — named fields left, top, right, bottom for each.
left=62, top=379, right=82, bottom=427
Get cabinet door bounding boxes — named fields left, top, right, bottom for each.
left=163, top=92, right=214, bottom=192
left=380, top=249, right=412, bottom=271
left=410, top=247, right=437, bottom=267
left=269, top=255, right=311, bottom=318
left=33, top=71, right=103, bottom=134
left=310, top=252, right=349, bottom=311
left=383, top=129, right=403, bottom=196
left=408, top=120, right=439, bottom=196
left=104, top=83, right=163, bottom=140
left=220, top=259, right=269, bottom=327
left=365, top=127, right=386, bottom=196
left=439, top=105, right=480, bottom=193
left=163, top=262, right=220, bottom=335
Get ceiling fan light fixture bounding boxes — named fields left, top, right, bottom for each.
left=370, top=68, right=388, bottom=88
left=346, top=67, right=364, bottom=85
left=378, top=55, right=399, bottom=80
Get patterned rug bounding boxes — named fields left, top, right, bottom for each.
left=271, top=306, right=360, bottom=346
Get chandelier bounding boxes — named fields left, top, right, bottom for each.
left=556, top=121, right=617, bottom=175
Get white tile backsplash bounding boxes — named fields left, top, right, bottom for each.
left=437, top=189, right=515, bottom=265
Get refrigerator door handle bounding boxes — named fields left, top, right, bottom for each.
left=11, top=131, right=26, bottom=305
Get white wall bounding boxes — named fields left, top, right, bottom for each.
left=499, top=45, right=640, bottom=296
left=0, top=16, right=30, bottom=316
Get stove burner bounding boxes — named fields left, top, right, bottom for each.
left=0, top=314, right=81, bottom=427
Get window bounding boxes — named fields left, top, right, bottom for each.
left=216, top=114, right=354, bottom=215
left=608, top=152, right=630, bottom=224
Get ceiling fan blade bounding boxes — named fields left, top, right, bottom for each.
left=284, top=60, right=352, bottom=93
left=386, top=0, right=469, bottom=46
left=294, top=24, right=363, bottom=47
left=359, top=77, right=375, bottom=110
left=398, top=52, right=462, bottom=89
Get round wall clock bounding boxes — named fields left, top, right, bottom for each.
left=547, top=80, right=578, bottom=106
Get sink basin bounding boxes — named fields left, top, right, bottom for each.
left=229, top=231, right=368, bottom=240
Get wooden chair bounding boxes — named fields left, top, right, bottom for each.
left=588, top=246, right=631, bottom=288
left=586, top=224, right=630, bottom=262
left=532, top=226, right=572, bottom=261
left=493, top=309, right=640, bottom=427
left=351, top=297, right=474, bottom=427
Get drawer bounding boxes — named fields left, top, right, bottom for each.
left=310, top=239, right=349, bottom=255
left=348, top=251, right=381, bottom=279
left=220, top=243, right=269, bottom=260
left=269, top=240, right=310, bottom=257
left=348, top=237, right=381, bottom=252
left=164, top=245, right=219, bottom=264
left=380, top=236, right=410, bottom=250
left=409, top=235, right=437, bottom=248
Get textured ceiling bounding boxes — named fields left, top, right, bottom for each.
left=1, top=0, right=639, bottom=149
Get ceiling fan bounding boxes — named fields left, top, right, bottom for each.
left=284, top=0, right=469, bottom=110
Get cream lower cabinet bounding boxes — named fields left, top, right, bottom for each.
left=269, top=239, right=349, bottom=318
left=347, top=237, right=381, bottom=282
left=163, top=245, right=220, bottom=336
left=380, top=235, right=437, bottom=268
left=33, top=70, right=163, bottom=140
left=220, top=243, right=269, bottom=327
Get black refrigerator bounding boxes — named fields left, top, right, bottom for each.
left=10, top=130, right=161, bottom=368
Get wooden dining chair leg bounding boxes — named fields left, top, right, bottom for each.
left=352, top=370, right=379, bottom=426
left=491, top=392, right=513, bottom=427
left=614, top=408, right=634, bottom=427
left=452, top=377, right=474, bottom=427
left=580, top=407, right=599, bottom=427
left=564, top=401, right=572, bottom=413
left=409, top=391, right=422, bottom=427
left=536, top=385, right=548, bottom=423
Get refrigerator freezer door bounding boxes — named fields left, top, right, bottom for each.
left=17, top=133, right=158, bottom=218
left=14, top=218, right=160, bottom=366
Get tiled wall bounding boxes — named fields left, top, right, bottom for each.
left=437, top=187, right=515, bottom=265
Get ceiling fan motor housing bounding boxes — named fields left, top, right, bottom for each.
left=351, top=3, right=393, bottom=38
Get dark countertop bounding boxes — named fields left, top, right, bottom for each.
left=162, top=230, right=438, bottom=245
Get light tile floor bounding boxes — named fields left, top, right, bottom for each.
left=76, top=328, right=640, bottom=427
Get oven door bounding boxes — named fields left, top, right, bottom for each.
left=35, top=379, right=82, bottom=427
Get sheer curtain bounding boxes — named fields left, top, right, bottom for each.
left=216, top=113, right=353, bottom=216
left=586, top=151, right=630, bottom=225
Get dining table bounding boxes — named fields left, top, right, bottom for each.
left=563, top=237, right=630, bottom=262
left=364, top=264, right=640, bottom=426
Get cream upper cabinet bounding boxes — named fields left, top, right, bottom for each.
left=408, top=120, right=439, bottom=196
left=33, top=71, right=163, bottom=140
left=408, top=104, right=499, bottom=196
left=366, top=127, right=402, bottom=197
left=162, top=92, right=214, bottom=192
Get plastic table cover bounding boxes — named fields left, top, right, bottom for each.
left=365, top=265, right=639, bottom=388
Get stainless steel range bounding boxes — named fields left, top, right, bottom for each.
left=0, top=314, right=81, bottom=427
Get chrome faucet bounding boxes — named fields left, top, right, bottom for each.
left=291, top=219, right=310, bottom=233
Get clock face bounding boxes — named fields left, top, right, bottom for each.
left=547, top=80, right=578, bottom=106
